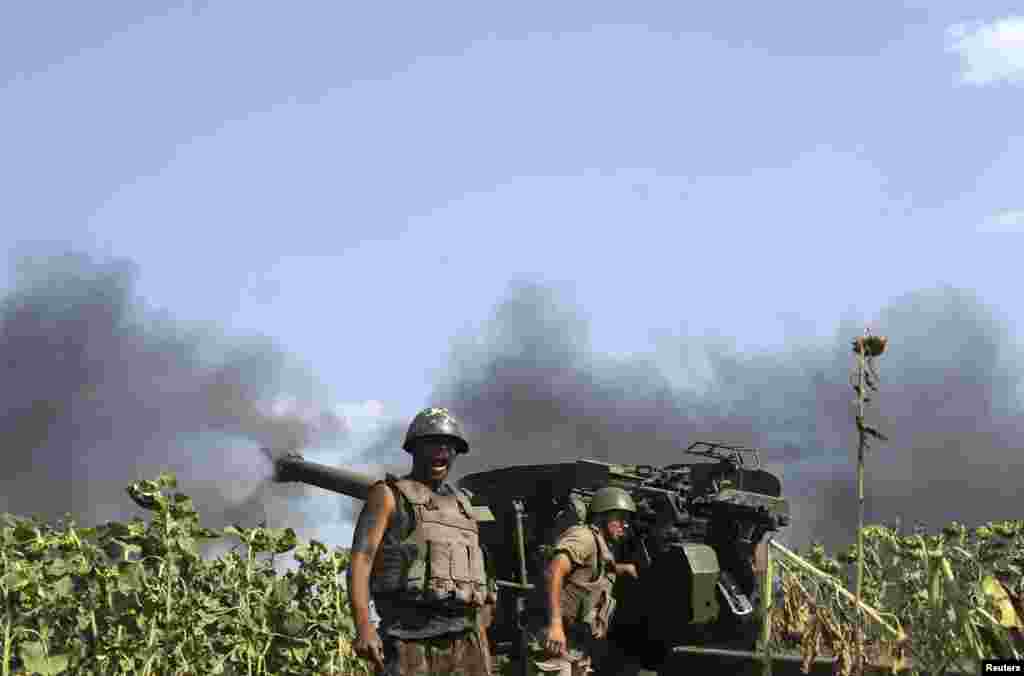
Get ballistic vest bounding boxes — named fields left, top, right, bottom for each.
left=558, top=525, right=618, bottom=639
left=370, top=475, right=496, bottom=609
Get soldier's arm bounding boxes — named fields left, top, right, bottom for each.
left=348, top=482, right=396, bottom=635
left=545, top=526, right=596, bottom=626
left=544, top=553, right=573, bottom=626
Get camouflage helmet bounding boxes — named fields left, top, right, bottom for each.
left=402, top=407, right=470, bottom=455
left=589, top=486, right=636, bottom=515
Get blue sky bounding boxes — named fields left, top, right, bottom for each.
left=3, top=2, right=1023, bottom=549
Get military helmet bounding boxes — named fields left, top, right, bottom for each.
left=589, top=486, right=636, bottom=515
left=402, top=407, right=470, bottom=455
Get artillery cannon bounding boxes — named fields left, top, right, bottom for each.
left=272, top=442, right=791, bottom=675
left=273, top=452, right=376, bottom=501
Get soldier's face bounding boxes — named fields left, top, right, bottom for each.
left=412, top=437, right=458, bottom=482
left=601, top=510, right=630, bottom=542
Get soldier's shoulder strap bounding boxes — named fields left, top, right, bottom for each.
left=387, top=478, right=490, bottom=522
left=451, top=486, right=481, bottom=520
left=589, top=524, right=608, bottom=552
left=589, top=525, right=614, bottom=579
left=390, top=477, right=431, bottom=505
left=368, top=473, right=405, bottom=506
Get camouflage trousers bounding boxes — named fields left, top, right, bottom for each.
left=377, top=630, right=492, bottom=676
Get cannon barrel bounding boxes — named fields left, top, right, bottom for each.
left=272, top=452, right=378, bottom=501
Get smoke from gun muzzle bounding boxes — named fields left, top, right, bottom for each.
left=0, top=249, right=348, bottom=542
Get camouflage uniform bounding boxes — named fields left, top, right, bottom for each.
left=526, top=524, right=618, bottom=676
left=379, top=630, right=492, bottom=676
left=370, top=408, right=495, bottom=676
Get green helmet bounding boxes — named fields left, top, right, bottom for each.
left=402, top=407, right=470, bottom=455
left=589, top=486, right=636, bottom=515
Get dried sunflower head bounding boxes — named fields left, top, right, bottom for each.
left=852, top=335, right=888, bottom=357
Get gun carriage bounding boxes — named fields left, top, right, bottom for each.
left=273, top=441, right=791, bottom=674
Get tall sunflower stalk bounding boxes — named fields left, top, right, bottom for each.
left=850, top=329, right=889, bottom=674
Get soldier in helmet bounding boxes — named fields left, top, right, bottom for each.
left=528, top=486, right=638, bottom=676
left=348, top=407, right=496, bottom=676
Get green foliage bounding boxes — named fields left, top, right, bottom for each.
left=768, top=520, right=1024, bottom=675
left=6, top=472, right=1021, bottom=676
left=0, top=474, right=373, bottom=676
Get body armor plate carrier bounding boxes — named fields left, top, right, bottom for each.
left=559, top=525, right=618, bottom=640
left=370, top=476, right=496, bottom=608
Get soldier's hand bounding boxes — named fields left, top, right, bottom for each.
left=620, top=563, right=639, bottom=579
left=353, top=624, right=385, bottom=670
left=543, top=622, right=568, bottom=657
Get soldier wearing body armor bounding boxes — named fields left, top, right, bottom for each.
left=349, top=408, right=496, bottom=676
left=529, top=487, right=638, bottom=676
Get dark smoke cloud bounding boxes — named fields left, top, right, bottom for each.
left=433, top=284, right=753, bottom=464
left=416, top=281, right=1024, bottom=553
left=800, top=286, right=1024, bottom=548
left=0, top=249, right=347, bottom=540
